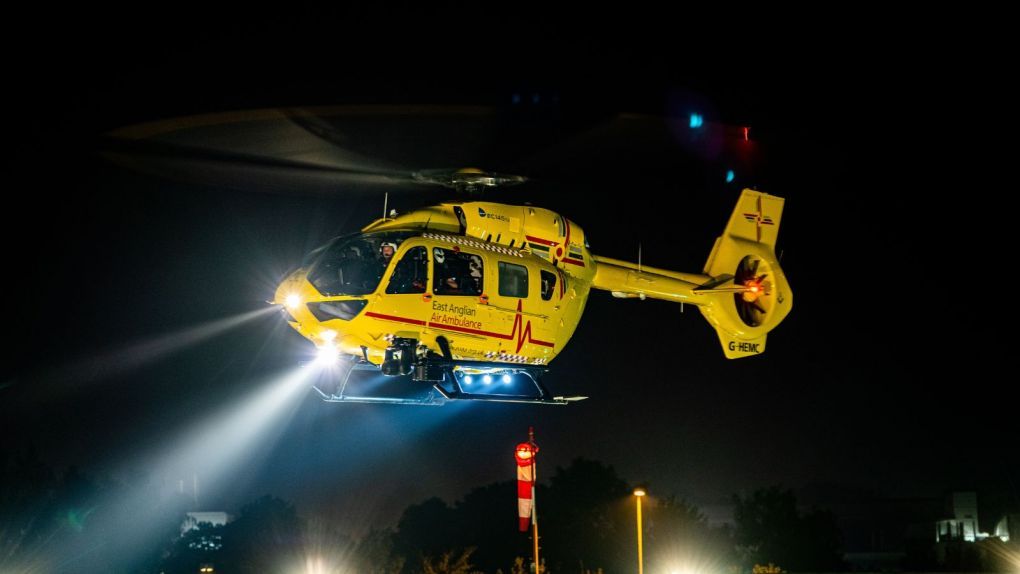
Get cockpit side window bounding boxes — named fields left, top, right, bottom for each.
left=540, top=270, right=556, bottom=301
left=433, top=247, right=483, bottom=296
left=386, top=246, right=428, bottom=294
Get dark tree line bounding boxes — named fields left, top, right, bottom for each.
left=374, top=460, right=846, bottom=574
left=732, top=486, right=845, bottom=572
left=387, top=458, right=637, bottom=574
left=4, top=449, right=857, bottom=573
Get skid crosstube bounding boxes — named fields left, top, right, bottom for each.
left=313, top=354, right=585, bottom=406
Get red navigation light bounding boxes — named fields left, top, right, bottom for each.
left=515, top=442, right=536, bottom=464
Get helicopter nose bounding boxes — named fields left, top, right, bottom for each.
left=273, top=269, right=309, bottom=316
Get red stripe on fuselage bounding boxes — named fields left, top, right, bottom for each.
left=364, top=312, right=427, bottom=326
left=525, top=235, right=558, bottom=246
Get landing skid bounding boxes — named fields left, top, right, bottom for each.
left=314, top=384, right=446, bottom=406
left=314, top=382, right=583, bottom=406
left=313, top=342, right=586, bottom=406
left=432, top=383, right=585, bottom=405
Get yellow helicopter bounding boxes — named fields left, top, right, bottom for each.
left=273, top=168, right=792, bottom=405
left=103, top=107, right=793, bottom=405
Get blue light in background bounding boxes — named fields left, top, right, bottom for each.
left=726, top=169, right=735, bottom=183
left=689, top=113, right=703, bottom=128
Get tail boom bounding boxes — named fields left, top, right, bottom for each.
left=591, top=256, right=711, bottom=304
left=590, top=189, right=793, bottom=359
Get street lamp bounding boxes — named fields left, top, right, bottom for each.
left=634, top=487, right=646, bottom=574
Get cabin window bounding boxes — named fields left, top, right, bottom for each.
left=540, top=270, right=556, bottom=301
left=433, top=247, right=483, bottom=296
left=386, top=246, right=428, bottom=294
left=499, top=262, right=529, bottom=298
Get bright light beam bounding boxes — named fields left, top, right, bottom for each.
left=23, top=306, right=278, bottom=393
left=145, top=363, right=317, bottom=488
left=44, top=363, right=318, bottom=572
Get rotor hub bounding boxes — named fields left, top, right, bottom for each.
left=412, top=168, right=527, bottom=192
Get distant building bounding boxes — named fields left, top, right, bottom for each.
left=182, top=511, right=231, bottom=534
left=935, top=492, right=981, bottom=542
left=833, top=495, right=942, bottom=571
left=181, top=511, right=231, bottom=552
left=806, top=488, right=1015, bottom=572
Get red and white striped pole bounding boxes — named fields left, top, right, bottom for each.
left=515, top=427, right=540, bottom=572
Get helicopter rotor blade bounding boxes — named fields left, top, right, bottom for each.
left=737, top=300, right=753, bottom=326
left=100, top=134, right=419, bottom=195
left=99, top=104, right=629, bottom=195
left=99, top=103, right=730, bottom=198
left=99, top=106, right=435, bottom=194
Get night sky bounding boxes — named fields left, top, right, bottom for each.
left=4, top=17, right=1015, bottom=541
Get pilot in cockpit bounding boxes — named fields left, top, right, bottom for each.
left=379, top=242, right=396, bottom=265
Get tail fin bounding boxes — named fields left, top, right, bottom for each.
left=698, top=190, right=793, bottom=358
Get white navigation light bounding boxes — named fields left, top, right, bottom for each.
left=320, top=329, right=337, bottom=342
left=285, top=294, right=301, bottom=310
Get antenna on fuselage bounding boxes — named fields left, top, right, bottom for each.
left=383, top=192, right=389, bottom=220
left=638, top=243, right=642, bottom=273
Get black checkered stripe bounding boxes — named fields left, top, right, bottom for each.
left=483, top=351, right=548, bottom=365
left=422, top=233, right=526, bottom=257
left=484, top=350, right=525, bottom=362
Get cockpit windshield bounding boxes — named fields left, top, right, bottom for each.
left=305, top=232, right=414, bottom=296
